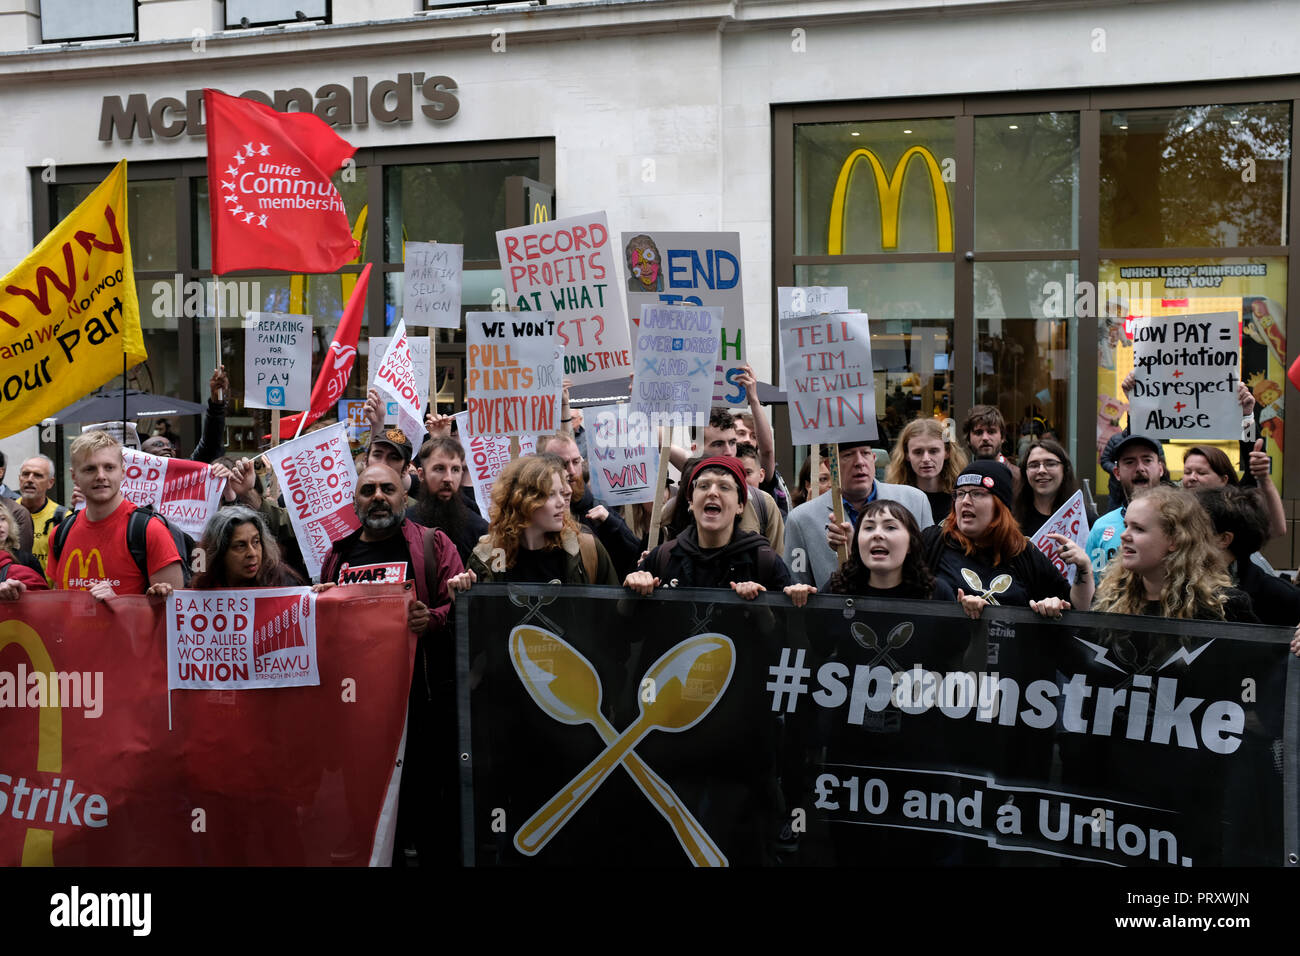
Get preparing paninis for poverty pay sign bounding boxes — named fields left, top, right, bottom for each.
left=497, top=211, right=631, bottom=387
left=120, top=448, right=224, bottom=538
left=632, top=304, right=722, bottom=424
left=453, top=411, right=537, bottom=517
left=781, top=311, right=877, bottom=444
left=244, top=312, right=312, bottom=410
left=1032, top=491, right=1090, bottom=585
left=466, top=311, right=562, bottom=437
left=585, top=403, right=658, bottom=506
left=168, top=588, right=319, bottom=689
left=1129, top=311, right=1240, bottom=439
left=263, top=423, right=361, bottom=579
left=402, top=241, right=463, bottom=328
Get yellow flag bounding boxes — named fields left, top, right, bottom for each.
left=0, top=159, right=146, bottom=438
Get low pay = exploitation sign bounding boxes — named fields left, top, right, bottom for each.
left=1128, top=311, right=1240, bottom=440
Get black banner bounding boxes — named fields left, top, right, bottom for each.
left=457, top=585, right=1298, bottom=867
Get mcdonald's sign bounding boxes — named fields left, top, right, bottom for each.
left=826, top=145, right=953, bottom=254
left=0, top=621, right=62, bottom=865
left=532, top=202, right=550, bottom=224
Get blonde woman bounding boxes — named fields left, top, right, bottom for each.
left=1091, top=485, right=1255, bottom=621
left=886, top=418, right=967, bottom=522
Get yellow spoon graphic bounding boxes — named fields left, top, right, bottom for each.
left=509, top=626, right=728, bottom=866
left=513, top=633, right=736, bottom=857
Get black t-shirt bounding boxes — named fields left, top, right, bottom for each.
left=334, top=534, right=414, bottom=585
left=931, top=535, right=1069, bottom=608
left=1138, top=587, right=1258, bottom=623
left=925, top=489, right=952, bottom=522
left=505, top=546, right=568, bottom=584
left=859, top=578, right=958, bottom=602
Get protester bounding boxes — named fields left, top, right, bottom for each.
left=0, top=505, right=46, bottom=595
left=625, top=456, right=793, bottom=599
left=1, top=497, right=34, bottom=554
left=668, top=406, right=739, bottom=470
left=825, top=499, right=956, bottom=601
left=916, top=461, right=1092, bottom=619
left=786, top=440, right=933, bottom=590
left=192, top=506, right=304, bottom=588
left=735, top=442, right=786, bottom=553
left=1084, top=434, right=1167, bottom=577
left=666, top=454, right=785, bottom=553
left=1182, top=440, right=1286, bottom=539
left=16, top=455, right=66, bottom=571
left=1092, top=485, right=1255, bottom=621
left=731, top=364, right=791, bottom=517
left=467, top=455, right=618, bottom=585
left=886, top=418, right=967, bottom=522
left=961, top=404, right=1020, bottom=485
left=792, top=454, right=831, bottom=508
left=409, top=436, right=488, bottom=564
left=1195, top=485, right=1298, bottom=627
left=190, top=366, right=230, bottom=464
left=1012, top=439, right=1097, bottom=538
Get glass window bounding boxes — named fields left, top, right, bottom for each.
left=795, top=119, right=955, bottom=256
left=1101, top=102, right=1291, bottom=249
left=226, top=0, right=328, bottom=28
left=40, top=0, right=134, bottom=42
left=975, top=113, right=1079, bottom=251
left=55, top=179, right=176, bottom=271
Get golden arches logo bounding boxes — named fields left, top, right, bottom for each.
left=62, top=549, right=106, bottom=587
left=827, top=145, right=953, bottom=254
left=532, top=202, right=550, bottom=224
left=0, top=621, right=62, bottom=866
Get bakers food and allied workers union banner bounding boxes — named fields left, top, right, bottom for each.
left=119, top=448, right=225, bottom=539
left=496, top=211, right=631, bottom=388
left=622, top=231, right=745, bottom=405
left=459, top=585, right=1296, bottom=867
left=0, top=586, right=413, bottom=865
left=262, top=423, right=362, bottom=579
left=0, top=160, right=147, bottom=440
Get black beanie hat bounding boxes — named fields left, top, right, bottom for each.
left=955, top=459, right=1013, bottom=509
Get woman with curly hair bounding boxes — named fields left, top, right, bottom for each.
left=192, top=505, right=305, bottom=589
left=826, top=499, right=955, bottom=601
left=886, top=418, right=967, bottom=522
left=467, top=454, right=617, bottom=584
left=1013, top=439, right=1097, bottom=538
left=1092, top=485, right=1255, bottom=621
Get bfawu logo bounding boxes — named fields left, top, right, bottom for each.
left=50, top=885, right=150, bottom=936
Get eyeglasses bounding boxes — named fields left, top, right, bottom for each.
left=1025, top=459, right=1063, bottom=471
left=953, top=487, right=992, bottom=501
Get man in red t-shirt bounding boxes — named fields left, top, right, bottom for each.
left=0, top=431, right=183, bottom=601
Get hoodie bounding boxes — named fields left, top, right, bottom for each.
left=640, top=524, right=791, bottom=591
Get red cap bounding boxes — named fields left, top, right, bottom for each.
left=688, top=456, right=749, bottom=505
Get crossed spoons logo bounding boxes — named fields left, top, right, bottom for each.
left=509, top=626, right=735, bottom=867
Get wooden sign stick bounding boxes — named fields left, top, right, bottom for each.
left=646, top=436, right=671, bottom=548
left=825, top=443, right=849, bottom=565
left=271, top=410, right=280, bottom=448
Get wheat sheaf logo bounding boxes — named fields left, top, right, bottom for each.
left=221, top=143, right=345, bottom=229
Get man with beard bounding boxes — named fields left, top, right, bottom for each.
left=536, top=432, right=643, bottom=579
left=409, top=436, right=487, bottom=564
left=1084, top=434, right=1167, bottom=577
left=961, top=404, right=1021, bottom=486
left=320, top=463, right=471, bottom=866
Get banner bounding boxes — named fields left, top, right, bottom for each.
left=453, top=411, right=536, bottom=518
left=781, top=310, right=877, bottom=444
left=370, top=319, right=425, bottom=442
left=465, top=311, right=562, bottom=438
left=777, top=286, right=849, bottom=389
left=585, top=403, right=658, bottom=506
left=262, top=423, right=361, bottom=579
left=622, top=231, right=744, bottom=404
left=244, top=312, right=312, bottom=410
left=367, top=332, right=430, bottom=425
left=402, top=241, right=463, bottom=329
left=459, top=586, right=1295, bottom=867
left=0, top=159, right=147, bottom=440
left=167, top=588, right=319, bottom=690
left=631, top=304, right=722, bottom=427
left=120, top=448, right=225, bottom=539
left=498, top=211, right=631, bottom=387
left=0, top=586, right=412, bottom=865
left=1129, top=311, right=1240, bottom=439
left=1031, top=491, right=1090, bottom=586
left=204, top=88, right=359, bottom=275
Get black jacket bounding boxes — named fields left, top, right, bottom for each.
left=640, top=525, right=791, bottom=591
left=572, top=484, right=643, bottom=579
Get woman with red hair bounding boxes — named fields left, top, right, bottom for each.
left=921, top=461, right=1093, bottom=619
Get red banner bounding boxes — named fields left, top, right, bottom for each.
left=0, top=585, right=412, bottom=866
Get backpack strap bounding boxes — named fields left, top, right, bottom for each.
left=126, top=506, right=155, bottom=581
left=50, top=510, right=80, bottom=563
left=577, top=531, right=598, bottom=584
left=649, top=538, right=679, bottom=582
left=751, top=487, right=769, bottom=531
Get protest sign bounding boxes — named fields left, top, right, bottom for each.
left=119, top=448, right=225, bottom=538
left=497, top=211, right=631, bottom=387
left=1128, top=311, right=1240, bottom=439
left=402, top=241, right=463, bottom=329
left=168, top=588, right=319, bottom=690
left=465, top=311, right=562, bottom=438
left=262, top=423, right=361, bottom=579
left=585, top=403, right=658, bottom=506
left=338, top=398, right=367, bottom=441
left=81, top=420, right=141, bottom=451
left=244, top=312, right=312, bottom=410
left=1031, top=491, right=1090, bottom=585
left=367, top=332, right=431, bottom=425
left=623, top=231, right=744, bottom=404
left=631, top=304, right=723, bottom=426
left=370, top=320, right=425, bottom=441
left=777, top=286, right=849, bottom=388
left=453, top=410, right=536, bottom=517
left=0, top=160, right=147, bottom=439
left=1, top=586, right=411, bottom=865
left=781, top=311, right=877, bottom=444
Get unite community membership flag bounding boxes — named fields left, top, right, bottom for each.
left=204, top=88, right=360, bottom=275
left=0, top=159, right=147, bottom=439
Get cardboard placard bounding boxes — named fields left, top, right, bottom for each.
left=1129, top=311, right=1240, bottom=439
left=781, top=311, right=878, bottom=445
left=584, top=403, right=658, bottom=506
left=244, top=312, right=312, bottom=410
left=465, top=311, right=563, bottom=438
left=401, top=241, right=463, bottom=328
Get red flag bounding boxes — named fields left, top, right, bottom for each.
left=204, top=88, right=360, bottom=275
left=276, top=262, right=371, bottom=439
left=1288, top=353, right=1300, bottom=393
